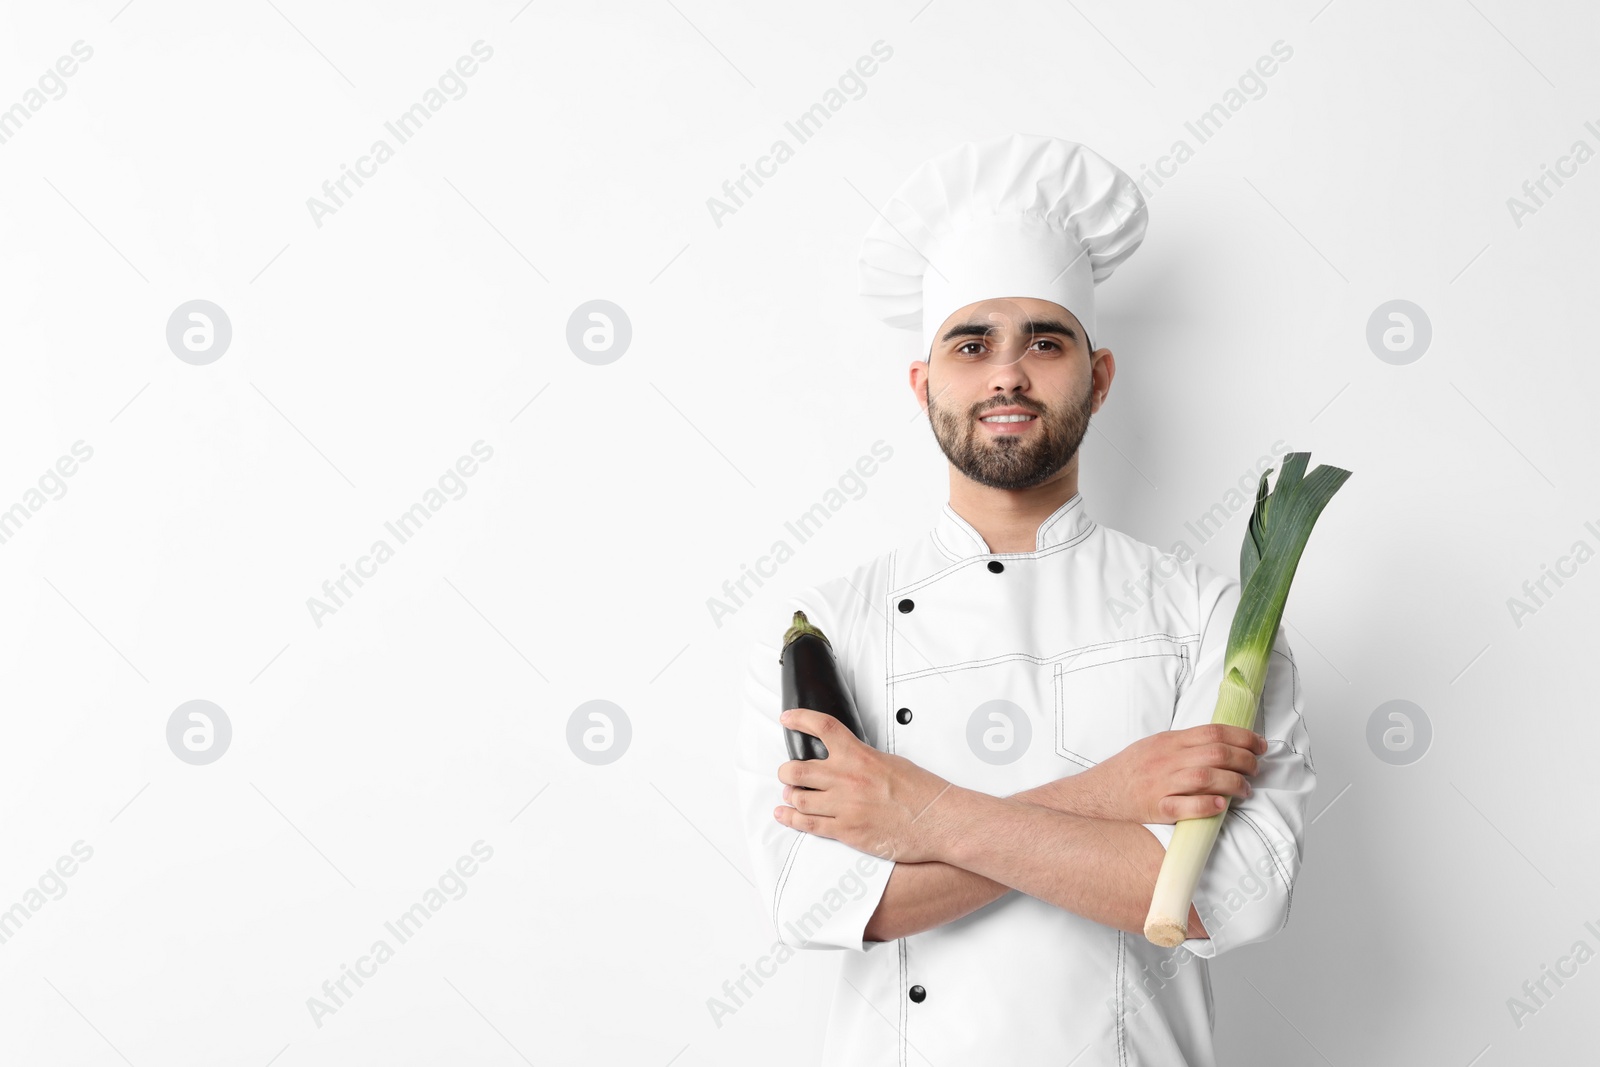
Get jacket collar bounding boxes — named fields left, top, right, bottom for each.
left=932, top=492, right=1095, bottom=561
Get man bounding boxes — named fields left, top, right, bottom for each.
left=733, top=135, right=1313, bottom=1066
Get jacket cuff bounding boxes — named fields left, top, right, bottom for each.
left=772, top=832, right=896, bottom=952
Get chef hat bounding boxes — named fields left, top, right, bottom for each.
left=857, top=133, right=1148, bottom=357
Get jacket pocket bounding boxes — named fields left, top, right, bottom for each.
left=1052, top=639, right=1186, bottom=768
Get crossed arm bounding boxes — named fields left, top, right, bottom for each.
left=772, top=707, right=1264, bottom=946
left=861, top=774, right=1208, bottom=943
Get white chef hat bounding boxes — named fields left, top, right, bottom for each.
left=857, top=133, right=1148, bottom=358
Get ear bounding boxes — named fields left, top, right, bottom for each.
left=1090, top=348, right=1115, bottom=414
left=909, top=360, right=930, bottom=412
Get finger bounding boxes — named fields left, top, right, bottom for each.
left=1180, top=765, right=1253, bottom=800
left=1159, top=794, right=1233, bottom=821
left=777, top=759, right=820, bottom=788
left=790, top=783, right=839, bottom=816
left=1211, top=768, right=1253, bottom=799
left=783, top=784, right=820, bottom=814
left=1184, top=723, right=1268, bottom=756
left=1192, top=741, right=1260, bottom=777
left=774, top=804, right=835, bottom=837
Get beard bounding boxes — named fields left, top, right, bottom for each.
left=925, top=375, right=1093, bottom=490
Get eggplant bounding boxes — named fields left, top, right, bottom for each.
left=779, top=609, right=867, bottom=761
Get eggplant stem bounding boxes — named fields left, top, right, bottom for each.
left=781, top=610, right=833, bottom=658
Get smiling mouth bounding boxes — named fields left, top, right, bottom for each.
left=977, top=413, right=1039, bottom=435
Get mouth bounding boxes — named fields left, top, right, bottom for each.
left=978, top=413, right=1039, bottom=434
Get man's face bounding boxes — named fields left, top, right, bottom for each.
left=916, top=297, right=1105, bottom=491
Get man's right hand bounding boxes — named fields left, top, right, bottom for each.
left=1024, top=724, right=1268, bottom=825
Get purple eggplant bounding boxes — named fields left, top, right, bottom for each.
left=779, top=609, right=867, bottom=760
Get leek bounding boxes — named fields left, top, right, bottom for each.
left=1143, top=451, right=1352, bottom=947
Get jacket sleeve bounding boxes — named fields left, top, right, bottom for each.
left=733, top=599, right=896, bottom=952
left=1140, top=566, right=1316, bottom=959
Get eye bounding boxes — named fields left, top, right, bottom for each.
left=955, top=341, right=985, bottom=356
left=1032, top=338, right=1063, bottom=353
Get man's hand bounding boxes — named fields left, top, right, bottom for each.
left=1071, top=723, right=1268, bottom=825
left=773, top=706, right=955, bottom=864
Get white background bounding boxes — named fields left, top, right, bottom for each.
left=2, top=0, right=1598, bottom=1064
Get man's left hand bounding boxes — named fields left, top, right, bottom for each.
left=773, top=706, right=957, bottom=864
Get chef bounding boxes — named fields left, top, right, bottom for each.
left=733, top=134, right=1315, bottom=1066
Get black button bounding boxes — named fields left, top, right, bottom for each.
left=987, top=560, right=1004, bottom=573
left=896, top=708, right=912, bottom=724
left=909, top=985, right=926, bottom=1003
left=897, top=598, right=914, bottom=613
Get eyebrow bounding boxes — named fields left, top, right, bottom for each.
left=940, top=317, right=1080, bottom=345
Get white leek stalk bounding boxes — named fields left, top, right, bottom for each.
left=1143, top=452, right=1351, bottom=947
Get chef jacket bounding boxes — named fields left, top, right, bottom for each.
left=734, top=491, right=1315, bottom=1067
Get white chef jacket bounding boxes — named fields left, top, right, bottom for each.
left=734, top=491, right=1315, bottom=1067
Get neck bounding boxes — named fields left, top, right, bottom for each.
left=947, top=464, right=1079, bottom=554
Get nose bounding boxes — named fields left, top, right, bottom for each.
left=985, top=347, right=1031, bottom=394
